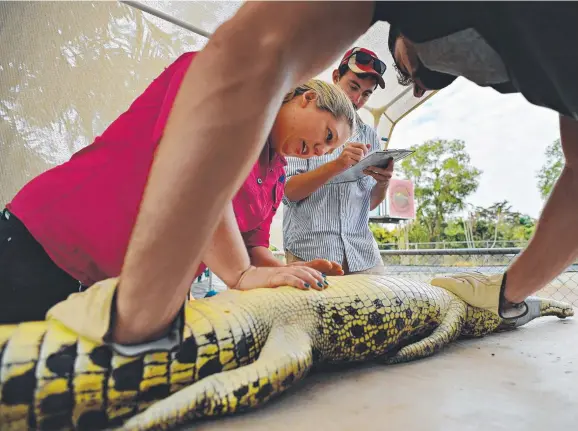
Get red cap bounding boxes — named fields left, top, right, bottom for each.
left=339, top=47, right=386, bottom=89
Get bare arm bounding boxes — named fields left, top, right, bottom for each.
left=284, top=161, right=344, bottom=202
left=113, top=2, right=375, bottom=343
left=504, top=114, right=578, bottom=302
left=201, top=204, right=330, bottom=299
left=201, top=203, right=252, bottom=287
left=249, top=246, right=284, bottom=267
left=367, top=160, right=394, bottom=210
left=285, top=143, right=371, bottom=202
left=370, top=182, right=388, bottom=210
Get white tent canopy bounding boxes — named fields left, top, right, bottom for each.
left=0, top=1, right=436, bottom=252
left=123, top=1, right=438, bottom=250
left=123, top=0, right=437, bottom=146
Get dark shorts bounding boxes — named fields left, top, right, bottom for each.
left=0, top=209, right=81, bottom=324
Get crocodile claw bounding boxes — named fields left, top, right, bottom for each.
left=536, top=296, right=575, bottom=319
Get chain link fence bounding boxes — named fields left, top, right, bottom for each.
left=377, top=240, right=529, bottom=250
left=378, top=248, right=578, bottom=307
left=193, top=248, right=578, bottom=307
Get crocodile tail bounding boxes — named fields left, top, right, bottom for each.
left=0, top=321, right=50, bottom=429
left=119, top=326, right=314, bottom=430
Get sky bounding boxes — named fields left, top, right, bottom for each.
left=387, top=77, right=561, bottom=219
left=271, top=74, right=562, bottom=249
left=137, top=2, right=561, bottom=228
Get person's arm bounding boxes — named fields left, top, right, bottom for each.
left=202, top=203, right=326, bottom=289
left=244, top=203, right=344, bottom=274
left=367, top=160, right=394, bottom=210
left=249, top=246, right=284, bottom=267
left=242, top=208, right=284, bottom=268
left=504, top=114, right=578, bottom=302
left=246, top=233, right=344, bottom=275
left=370, top=181, right=389, bottom=211
left=113, top=1, right=376, bottom=344
left=431, top=115, right=578, bottom=318
left=364, top=128, right=390, bottom=210
left=284, top=161, right=344, bottom=202
left=284, top=143, right=370, bottom=202
left=200, top=202, right=252, bottom=287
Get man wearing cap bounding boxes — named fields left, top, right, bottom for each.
left=282, top=47, right=393, bottom=275
left=41, top=2, right=578, bottom=347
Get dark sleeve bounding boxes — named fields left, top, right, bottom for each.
left=371, top=2, right=477, bottom=42
left=371, top=2, right=436, bottom=27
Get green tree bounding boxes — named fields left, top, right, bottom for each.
left=536, top=138, right=564, bottom=200
left=369, top=223, right=398, bottom=245
left=399, top=139, right=482, bottom=242
left=404, top=220, right=431, bottom=244
left=462, top=200, right=535, bottom=247
left=443, top=218, right=467, bottom=243
left=473, top=200, right=511, bottom=246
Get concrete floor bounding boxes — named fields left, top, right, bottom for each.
left=185, top=311, right=577, bottom=431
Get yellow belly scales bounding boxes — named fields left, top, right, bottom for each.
left=0, top=274, right=573, bottom=430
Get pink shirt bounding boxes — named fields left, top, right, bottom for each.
left=7, top=51, right=287, bottom=286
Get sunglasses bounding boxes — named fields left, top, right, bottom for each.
left=345, top=51, right=387, bottom=75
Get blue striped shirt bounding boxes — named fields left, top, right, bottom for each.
left=282, top=121, right=383, bottom=272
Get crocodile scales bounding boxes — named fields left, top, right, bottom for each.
left=0, top=274, right=574, bottom=430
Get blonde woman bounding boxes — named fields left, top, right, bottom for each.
left=2, top=51, right=355, bottom=346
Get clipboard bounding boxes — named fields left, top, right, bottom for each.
left=327, top=149, right=414, bottom=184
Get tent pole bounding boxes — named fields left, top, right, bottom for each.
left=119, top=0, right=213, bottom=39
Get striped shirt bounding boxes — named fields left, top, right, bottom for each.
left=282, top=120, right=383, bottom=272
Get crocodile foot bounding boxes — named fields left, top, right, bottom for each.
left=497, top=296, right=574, bottom=331
left=536, top=296, right=575, bottom=318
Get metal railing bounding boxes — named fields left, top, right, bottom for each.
left=377, top=248, right=578, bottom=307
left=377, top=240, right=529, bottom=250
left=193, top=248, right=578, bottom=307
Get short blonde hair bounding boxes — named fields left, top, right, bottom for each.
left=283, top=79, right=356, bottom=135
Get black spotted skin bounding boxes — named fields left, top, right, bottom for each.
left=0, top=274, right=573, bottom=430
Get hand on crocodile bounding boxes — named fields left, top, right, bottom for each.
left=233, top=265, right=329, bottom=291
left=430, top=271, right=529, bottom=319
left=287, top=258, right=344, bottom=276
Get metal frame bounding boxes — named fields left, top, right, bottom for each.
left=379, top=247, right=523, bottom=256
left=119, top=1, right=213, bottom=38
left=119, top=0, right=440, bottom=141
left=368, top=216, right=407, bottom=224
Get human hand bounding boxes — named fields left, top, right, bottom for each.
left=47, top=277, right=185, bottom=350
left=331, top=143, right=370, bottom=171
left=287, top=258, right=344, bottom=276
left=46, top=278, right=119, bottom=344
left=363, top=159, right=394, bottom=186
left=232, top=265, right=329, bottom=291
left=430, top=272, right=528, bottom=319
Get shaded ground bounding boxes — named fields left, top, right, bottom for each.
left=181, top=315, right=577, bottom=431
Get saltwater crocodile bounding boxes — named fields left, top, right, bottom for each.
left=0, top=274, right=573, bottom=430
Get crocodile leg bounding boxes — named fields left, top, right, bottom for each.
left=117, top=326, right=314, bottom=431
left=384, top=299, right=467, bottom=365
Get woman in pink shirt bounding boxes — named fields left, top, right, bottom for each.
left=0, top=51, right=355, bottom=324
